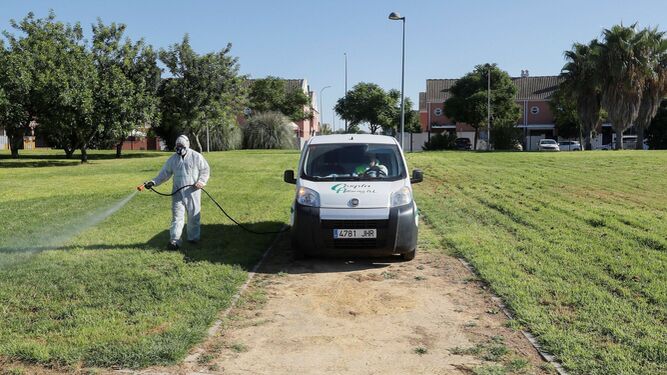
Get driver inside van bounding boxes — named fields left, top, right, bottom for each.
left=354, top=153, right=388, bottom=177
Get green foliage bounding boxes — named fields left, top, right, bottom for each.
left=242, top=111, right=295, bottom=149
left=319, top=123, right=333, bottom=135
left=647, top=100, right=667, bottom=149
left=248, top=76, right=311, bottom=121
left=334, top=82, right=397, bottom=134
left=387, top=92, right=421, bottom=134
left=491, top=124, right=523, bottom=150
left=0, top=35, right=33, bottom=159
left=157, top=35, right=247, bottom=152
left=550, top=86, right=582, bottom=139
left=89, top=20, right=160, bottom=157
left=422, top=132, right=456, bottom=150
left=444, top=64, right=521, bottom=150
left=413, top=150, right=667, bottom=374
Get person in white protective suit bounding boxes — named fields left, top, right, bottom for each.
left=145, top=135, right=210, bottom=250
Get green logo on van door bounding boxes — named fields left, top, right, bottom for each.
left=331, top=183, right=376, bottom=194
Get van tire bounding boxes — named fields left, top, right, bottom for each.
left=402, top=249, right=416, bottom=261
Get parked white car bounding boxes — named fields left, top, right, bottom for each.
left=538, top=139, right=560, bottom=151
left=558, top=140, right=582, bottom=151
left=597, top=135, right=639, bottom=150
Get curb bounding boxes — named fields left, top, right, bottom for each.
left=458, top=258, right=568, bottom=375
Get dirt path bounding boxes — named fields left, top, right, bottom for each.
left=157, top=228, right=551, bottom=375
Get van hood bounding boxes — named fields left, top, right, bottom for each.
left=300, top=179, right=409, bottom=209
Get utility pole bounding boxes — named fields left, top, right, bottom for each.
left=389, top=12, right=406, bottom=149
left=487, top=65, right=491, bottom=151
left=319, top=85, right=331, bottom=135
left=344, top=52, right=348, bottom=132
left=206, top=125, right=210, bottom=153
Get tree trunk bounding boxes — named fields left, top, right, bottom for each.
left=116, top=141, right=124, bottom=158
left=9, top=133, right=22, bottom=159
left=473, top=128, right=479, bottom=151
left=584, top=130, right=593, bottom=151
left=5, top=123, right=26, bottom=159
left=614, top=127, right=624, bottom=150
left=80, top=146, right=89, bottom=163
left=192, top=132, right=203, bottom=153
left=635, top=126, right=645, bottom=150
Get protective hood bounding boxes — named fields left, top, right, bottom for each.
left=175, top=135, right=190, bottom=149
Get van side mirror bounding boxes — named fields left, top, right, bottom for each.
left=411, top=169, right=423, bottom=184
left=284, top=170, right=297, bottom=184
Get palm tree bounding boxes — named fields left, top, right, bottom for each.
left=634, top=28, right=667, bottom=149
left=598, top=24, right=650, bottom=150
left=561, top=40, right=603, bottom=150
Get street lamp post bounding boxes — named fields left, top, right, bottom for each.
left=344, top=52, right=348, bottom=132
left=389, top=12, right=406, bottom=150
left=319, top=85, right=331, bottom=134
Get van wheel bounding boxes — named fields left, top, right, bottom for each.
left=402, top=249, right=416, bottom=261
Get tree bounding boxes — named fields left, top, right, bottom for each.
left=646, top=99, right=667, bottom=149
left=634, top=28, right=667, bottom=149
left=158, top=35, right=247, bottom=152
left=560, top=41, right=604, bottom=150
left=90, top=20, right=161, bottom=157
left=334, top=82, right=396, bottom=134
left=550, top=86, right=581, bottom=140
left=248, top=77, right=311, bottom=121
left=444, top=63, right=520, bottom=150
left=5, top=12, right=98, bottom=162
left=386, top=91, right=421, bottom=134
left=598, top=24, right=651, bottom=150
left=319, top=123, right=333, bottom=135
left=0, top=36, right=33, bottom=158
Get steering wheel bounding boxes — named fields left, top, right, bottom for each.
left=362, top=165, right=387, bottom=178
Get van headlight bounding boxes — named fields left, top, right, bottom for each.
left=296, top=187, right=320, bottom=207
left=390, top=186, right=412, bottom=207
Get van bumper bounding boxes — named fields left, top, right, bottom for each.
left=291, top=202, right=418, bottom=257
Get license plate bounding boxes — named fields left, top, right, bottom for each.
left=333, top=229, right=377, bottom=239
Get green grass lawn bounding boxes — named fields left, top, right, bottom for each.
left=0, top=149, right=298, bottom=368
left=2, top=148, right=666, bottom=374
left=409, top=150, right=667, bottom=375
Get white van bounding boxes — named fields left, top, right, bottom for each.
left=283, top=134, right=423, bottom=260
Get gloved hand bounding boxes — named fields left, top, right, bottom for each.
left=144, top=181, right=155, bottom=189
left=194, top=181, right=205, bottom=190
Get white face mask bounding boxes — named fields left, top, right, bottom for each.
left=176, top=145, right=187, bottom=156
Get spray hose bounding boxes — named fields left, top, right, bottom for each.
left=142, top=183, right=287, bottom=235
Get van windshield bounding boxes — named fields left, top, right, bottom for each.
left=302, top=143, right=406, bottom=181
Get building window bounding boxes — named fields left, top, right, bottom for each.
left=433, top=108, right=443, bottom=117
left=530, top=106, right=540, bottom=115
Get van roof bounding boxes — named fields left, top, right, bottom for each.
left=308, top=134, right=400, bottom=146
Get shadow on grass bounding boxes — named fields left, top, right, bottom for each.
left=0, top=222, right=285, bottom=271
left=0, top=152, right=164, bottom=161
left=1, top=221, right=404, bottom=275
left=0, top=160, right=81, bottom=168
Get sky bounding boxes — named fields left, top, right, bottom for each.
left=2, top=0, right=666, bottom=130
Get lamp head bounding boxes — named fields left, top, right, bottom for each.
left=388, top=12, right=404, bottom=20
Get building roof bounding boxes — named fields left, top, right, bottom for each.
left=512, top=76, right=563, bottom=100
left=425, top=75, right=563, bottom=102
left=418, top=92, right=427, bottom=111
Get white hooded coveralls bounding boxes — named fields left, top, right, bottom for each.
left=152, top=135, right=210, bottom=243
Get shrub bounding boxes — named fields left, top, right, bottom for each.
left=209, top=123, right=243, bottom=151
left=491, top=125, right=523, bottom=150
left=422, top=132, right=457, bottom=150
left=242, top=111, right=296, bottom=149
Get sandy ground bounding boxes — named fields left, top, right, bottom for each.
left=154, top=233, right=550, bottom=375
